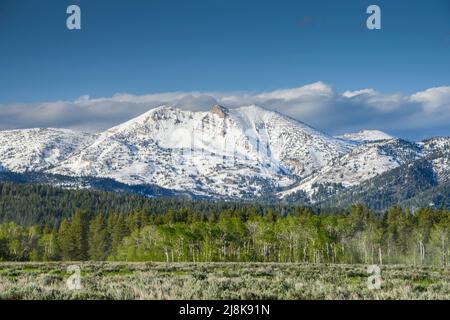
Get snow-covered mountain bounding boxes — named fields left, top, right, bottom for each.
left=0, top=105, right=448, bottom=204
left=48, top=105, right=350, bottom=198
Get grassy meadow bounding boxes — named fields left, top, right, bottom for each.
left=0, top=262, right=448, bottom=300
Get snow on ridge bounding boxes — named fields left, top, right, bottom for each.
left=421, top=137, right=450, bottom=184
left=336, top=130, right=395, bottom=143
left=279, top=138, right=422, bottom=200
left=0, top=128, right=95, bottom=173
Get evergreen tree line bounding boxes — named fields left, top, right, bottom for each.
left=0, top=205, right=448, bottom=267
left=0, top=181, right=298, bottom=226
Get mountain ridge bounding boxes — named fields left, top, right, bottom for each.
left=0, top=105, right=448, bottom=208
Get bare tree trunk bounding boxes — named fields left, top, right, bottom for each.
left=441, top=235, right=446, bottom=269
left=164, top=248, right=169, bottom=263
left=303, top=246, right=307, bottom=263
left=371, top=246, right=374, bottom=265
left=419, top=240, right=425, bottom=265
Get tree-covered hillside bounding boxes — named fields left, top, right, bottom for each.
left=0, top=180, right=297, bottom=226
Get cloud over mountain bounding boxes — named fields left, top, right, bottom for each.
left=0, top=82, right=449, bottom=140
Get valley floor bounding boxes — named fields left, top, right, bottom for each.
left=0, top=262, right=449, bottom=300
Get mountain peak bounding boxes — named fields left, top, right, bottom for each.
left=211, top=105, right=229, bottom=118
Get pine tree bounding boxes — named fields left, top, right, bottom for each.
left=88, top=214, right=107, bottom=260
left=69, top=210, right=90, bottom=260
left=127, top=210, right=148, bottom=232
left=57, top=219, right=72, bottom=260
left=109, top=214, right=129, bottom=255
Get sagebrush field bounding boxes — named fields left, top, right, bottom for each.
left=0, top=262, right=448, bottom=300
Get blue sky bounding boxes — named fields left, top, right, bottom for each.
left=0, top=0, right=449, bottom=139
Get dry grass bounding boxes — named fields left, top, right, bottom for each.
left=0, top=262, right=448, bottom=300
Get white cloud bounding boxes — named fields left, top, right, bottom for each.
left=0, top=82, right=449, bottom=140
left=254, top=81, right=334, bottom=101
left=410, top=86, right=450, bottom=112
left=342, top=89, right=377, bottom=98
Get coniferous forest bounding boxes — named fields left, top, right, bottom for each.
left=0, top=181, right=448, bottom=267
